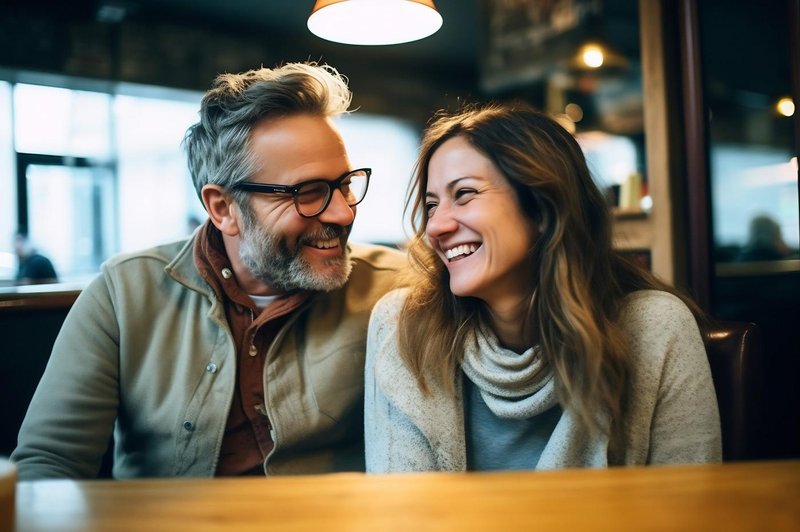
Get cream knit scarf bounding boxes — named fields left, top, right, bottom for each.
left=460, top=326, right=558, bottom=420
left=459, top=326, right=610, bottom=468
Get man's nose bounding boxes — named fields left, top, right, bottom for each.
left=318, top=188, right=356, bottom=226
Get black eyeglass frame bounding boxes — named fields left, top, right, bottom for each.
left=232, top=167, right=372, bottom=218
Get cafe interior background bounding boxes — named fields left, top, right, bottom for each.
left=0, top=0, right=798, bottom=460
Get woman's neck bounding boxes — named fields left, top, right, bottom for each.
left=486, top=299, right=534, bottom=353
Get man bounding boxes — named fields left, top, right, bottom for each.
left=11, top=62, right=407, bottom=479
left=13, top=233, right=58, bottom=284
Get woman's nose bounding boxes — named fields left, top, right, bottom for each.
left=319, top=188, right=356, bottom=226
left=425, top=204, right=459, bottom=240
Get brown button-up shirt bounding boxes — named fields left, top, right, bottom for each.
left=194, top=222, right=310, bottom=475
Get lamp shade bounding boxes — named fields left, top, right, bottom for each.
left=308, top=0, right=442, bottom=45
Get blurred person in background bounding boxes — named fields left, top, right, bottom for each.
left=737, top=214, right=795, bottom=261
left=13, top=233, right=58, bottom=284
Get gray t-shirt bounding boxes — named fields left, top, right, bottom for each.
left=464, top=374, right=562, bottom=471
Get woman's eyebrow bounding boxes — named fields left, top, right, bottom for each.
left=426, top=176, right=474, bottom=198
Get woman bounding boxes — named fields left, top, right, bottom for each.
left=365, top=102, right=721, bottom=472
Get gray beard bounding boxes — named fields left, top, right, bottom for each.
left=238, top=208, right=352, bottom=293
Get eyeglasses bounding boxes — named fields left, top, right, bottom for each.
left=232, top=168, right=371, bottom=218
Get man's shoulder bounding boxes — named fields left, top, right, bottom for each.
left=102, top=238, right=191, bottom=270
left=26, top=253, right=55, bottom=271
left=348, top=242, right=407, bottom=273
left=27, top=253, right=54, bottom=266
left=332, top=243, right=407, bottom=309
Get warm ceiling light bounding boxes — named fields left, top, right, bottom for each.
left=776, top=97, right=795, bottom=117
left=581, top=44, right=605, bottom=68
left=308, top=0, right=443, bottom=45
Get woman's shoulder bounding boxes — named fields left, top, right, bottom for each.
left=620, top=289, right=696, bottom=327
left=367, top=287, right=410, bottom=340
left=371, top=287, right=410, bottom=320
left=619, top=290, right=701, bottom=353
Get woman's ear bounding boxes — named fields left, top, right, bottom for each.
left=201, top=184, right=241, bottom=237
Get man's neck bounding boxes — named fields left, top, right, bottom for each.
left=219, top=232, right=283, bottom=296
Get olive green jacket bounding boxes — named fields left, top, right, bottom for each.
left=12, top=236, right=406, bottom=479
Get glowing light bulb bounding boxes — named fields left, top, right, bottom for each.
left=776, top=97, right=795, bottom=117
left=581, top=45, right=604, bottom=68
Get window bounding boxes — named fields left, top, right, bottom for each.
left=0, top=78, right=420, bottom=284
left=14, top=85, right=112, bottom=158
left=0, top=82, right=13, bottom=282
left=114, top=91, right=203, bottom=252
left=336, top=114, right=418, bottom=245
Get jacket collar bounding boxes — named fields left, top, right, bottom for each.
left=163, top=226, right=212, bottom=297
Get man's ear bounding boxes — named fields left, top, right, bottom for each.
left=201, top=184, right=242, bottom=237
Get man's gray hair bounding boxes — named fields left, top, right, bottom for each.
left=183, top=62, right=352, bottom=199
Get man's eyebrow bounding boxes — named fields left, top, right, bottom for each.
left=290, top=168, right=353, bottom=186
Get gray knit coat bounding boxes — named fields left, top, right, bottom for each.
left=365, top=289, right=722, bottom=472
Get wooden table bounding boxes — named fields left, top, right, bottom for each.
left=13, top=461, right=800, bottom=531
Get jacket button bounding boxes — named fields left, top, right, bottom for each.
left=183, top=421, right=194, bottom=432
left=206, top=362, right=217, bottom=374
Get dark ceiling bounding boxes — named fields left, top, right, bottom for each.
left=125, top=0, right=482, bottom=71
left=3, top=0, right=788, bottom=111
left=1, top=0, right=484, bottom=122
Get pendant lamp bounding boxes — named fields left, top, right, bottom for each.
left=308, top=0, right=443, bottom=45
